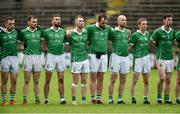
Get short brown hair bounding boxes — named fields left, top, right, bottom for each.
left=137, top=18, right=147, bottom=25
left=27, top=15, right=37, bottom=21
left=5, top=17, right=14, bottom=23
left=98, top=14, right=107, bottom=22
left=75, top=15, right=84, bottom=20
left=163, top=14, right=173, bottom=19
left=51, top=14, right=61, bottom=19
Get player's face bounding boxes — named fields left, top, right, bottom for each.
left=118, top=16, right=127, bottom=28
left=28, top=18, right=37, bottom=29
left=75, top=17, right=84, bottom=29
left=6, top=20, right=15, bottom=31
left=163, top=17, right=173, bottom=27
left=52, top=16, right=61, bottom=27
left=99, top=18, right=107, bottom=28
left=138, top=20, right=147, bottom=31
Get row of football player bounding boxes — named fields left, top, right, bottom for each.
left=0, top=14, right=180, bottom=105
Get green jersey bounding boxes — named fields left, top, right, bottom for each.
left=152, top=26, right=175, bottom=60
left=20, top=27, right=41, bottom=55
left=175, top=31, right=180, bottom=70
left=86, top=24, right=111, bottom=53
left=109, top=27, right=130, bottom=56
left=129, top=30, right=150, bottom=58
left=69, top=28, right=88, bottom=62
left=0, top=29, right=18, bottom=59
left=42, top=27, right=66, bottom=55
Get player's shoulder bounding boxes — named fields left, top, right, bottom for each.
left=20, top=28, right=28, bottom=33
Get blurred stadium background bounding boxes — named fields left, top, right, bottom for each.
left=0, top=0, right=180, bottom=66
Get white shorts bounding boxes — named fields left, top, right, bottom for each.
left=89, top=54, right=108, bottom=72
left=45, top=53, right=66, bottom=72
left=23, top=55, right=42, bottom=72
left=133, top=55, right=151, bottom=73
left=109, top=53, right=130, bottom=74
left=71, top=59, right=90, bottom=73
left=156, top=59, right=174, bottom=72
left=0, top=56, right=19, bottom=72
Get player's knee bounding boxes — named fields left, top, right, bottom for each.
left=11, top=80, right=17, bottom=86
left=143, top=80, right=149, bottom=85
left=24, top=80, right=30, bottom=85
left=165, top=78, right=170, bottom=85
left=81, top=79, right=87, bottom=84
left=34, top=80, right=39, bottom=85
left=159, top=77, right=165, bottom=83
left=98, top=76, right=104, bottom=82
left=58, top=78, right=64, bottom=84
left=176, top=80, right=180, bottom=86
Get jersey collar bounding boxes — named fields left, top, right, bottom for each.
left=137, top=30, right=147, bottom=36
left=50, top=26, right=61, bottom=32
left=161, top=25, right=171, bottom=33
left=73, top=28, right=85, bottom=35
left=115, top=27, right=125, bottom=32
left=96, top=22, right=105, bottom=30
left=4, top=29, right=15, bottom=33
left=26, top=27, right=37, bottom=32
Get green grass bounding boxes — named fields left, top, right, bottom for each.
left=0, top=67, right=180, bottom=113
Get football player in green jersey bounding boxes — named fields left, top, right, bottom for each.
left=69, top=15, right=89, bottom=105
left=108, top=15, right=131, bottom=104
left=0, top=17, right=19, bottom=105
left=152, top=14, right=175, bottom=104
left=20, top=15, right=42, bottom=104
left=175, top=31, right=180, bottom=104
left=42, top=14, right=67, bottom=104
left=129, top=18, right=151, bottom=104
left=86, top=14, right=112, bottom=104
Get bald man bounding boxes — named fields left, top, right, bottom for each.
left=108, top=15, right=131, bottom=104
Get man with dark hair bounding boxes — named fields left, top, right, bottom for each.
left=0, top=17, right=19, bottom=105
left=20, top=15, right=42, bottom=104
left=42, top=14, right=67, bottom=104
left=86, top=14, right=112, bottom=104
left=129, top=18, right=151, bottom=104
left=152, top=14, right=175, bottom=104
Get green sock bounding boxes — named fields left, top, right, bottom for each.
left=82, top=96, right=86, bottom=101
left=60, top=96, right=65, bottom=101
left=45, top=97, right=48, bottom=101
left=2, top=93, right=6, bottom=101
left=96, top=95, right=102, bottom=100
left=91, top=95, right=96, bottom=100
left=109, top=96, right=113, bottom=100
left=164, top=95, right=169, bottom=101
left=157, top=94, right=161, bottom=99
left=118, top=95, right=122, bottom=101
left=144, top=96, right=148, bottom=101
left=23, top=96, right=27, bottom=100
left=35, top=96, right=40, bottom=101
left=10, top=93, right=15, bottom=101
left=132, top=96, right=136, bottom=101
left=72, top=96, right=76, bottom=101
